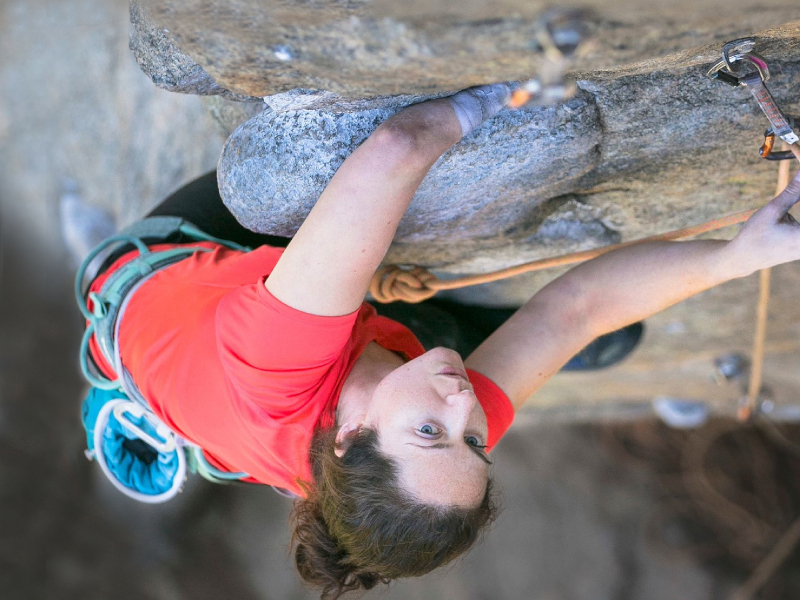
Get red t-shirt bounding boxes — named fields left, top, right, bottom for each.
left=88, top=243, right=514, bottom=497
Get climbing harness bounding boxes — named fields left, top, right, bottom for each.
left=76, top=217, right=297, bottom=503
left=707, top=38, right=800, bottom=161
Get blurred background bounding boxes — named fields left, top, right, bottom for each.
left=3, top=1, right=800, bottom=599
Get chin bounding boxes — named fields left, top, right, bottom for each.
left=426, top=346, right=463, bottom=362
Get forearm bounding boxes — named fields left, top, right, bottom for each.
left=267, top=84, right=515, bottom=316
left=547, top=167, right=800, bottom=336
left=468, top=239, right=739, bottom=408
left=540, top=239, right=741, bottom=338
left=468, top=167, right=800, bottom=411
left=265, top=98, right=462, bottom=315
left=305, top=99, right=462, bottom=277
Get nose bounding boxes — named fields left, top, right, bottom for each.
left=445, top=389, right=478, bottom=434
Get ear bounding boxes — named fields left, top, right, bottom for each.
left=334, top=422, right=362, bottom=458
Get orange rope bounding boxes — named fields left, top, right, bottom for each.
left=372, top=146, right=800, bottom=305
left=742, top=267, right=772, bottom=417
left=371, top=210, right=758, bottom=304
left=740, top=150, right=792, bottom=421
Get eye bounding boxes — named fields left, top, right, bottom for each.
left=417, top=424, right=441, bottom=438
left=465, top=435, right=486, bottom=449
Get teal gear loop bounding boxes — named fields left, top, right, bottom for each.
left=75, top=234, right=150, bottom=321
left=75, top=220, right=251, bottom=389
left=75, top=225, right=249, bottom=322
left=187, top=446, right=249, bottom=482
left=80, top=323, right=121, bottom=391
left=78, top=246, right=210, bottom=388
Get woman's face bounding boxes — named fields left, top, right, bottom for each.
left=362, top=347, right=491, bottom=508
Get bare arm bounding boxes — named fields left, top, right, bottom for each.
left=265, top=99, right=462, bottom=316
left=466, top=168, right=800, bottom=410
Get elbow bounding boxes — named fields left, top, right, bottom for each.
left=555, top=280, right=632, bottom=340
left=532, top=277, right=596, bottom=341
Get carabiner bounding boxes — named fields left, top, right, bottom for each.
left=761, top=131, right=775, bottom=157
left=760, top=117, right=799, bottom=160
left=722, top=39, right=769, bottom=79
left=112, top=401, right=177, bottom=454
left=707, top=52, right=770, bottom=85
left=706, top=37, right=770, bottom=85
left=721, top=38, right=755, bottom=71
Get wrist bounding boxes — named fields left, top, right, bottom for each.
left=716, top=238, right=757, bottom=281
left=447, top=83, right=513, bottom=138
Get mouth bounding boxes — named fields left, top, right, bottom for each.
left=437, top=366, right=469, bottom=381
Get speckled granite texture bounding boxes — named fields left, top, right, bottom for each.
left=130, top=0, right=798, bottom=98
left=217, top=37, right=800, bottom=272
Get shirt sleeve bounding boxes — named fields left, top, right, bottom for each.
left=216, top=278, right=360, bottom=413
left=467, top=368, right=515, bottom=451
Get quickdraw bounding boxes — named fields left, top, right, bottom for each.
left=707, top=38, right=800, bottom=160
left=760, top=117, right=799, bottom=161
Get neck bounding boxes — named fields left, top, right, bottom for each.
left=337, top=342, right=405, bottom=425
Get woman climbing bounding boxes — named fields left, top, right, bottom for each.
left=78, top=84, right=800, bottom=599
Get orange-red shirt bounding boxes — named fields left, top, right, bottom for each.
left=88, top=243, right=514, bottom=497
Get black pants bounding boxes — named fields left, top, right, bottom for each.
left=140, top=171, right=516, bottom=356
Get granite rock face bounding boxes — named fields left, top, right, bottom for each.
left=199, top=95, right=268, bottom=140
left=131, top=0, right=798, bottom=99
left=219, top=27, right=800, bottom=271
left=219, top=92, right=609, bottom=267
left=129, top=1, right=253, bottom=101
left=130, top=0, right=800, bottom=275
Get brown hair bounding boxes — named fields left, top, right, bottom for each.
left=291, top=427, right=498, bottom=599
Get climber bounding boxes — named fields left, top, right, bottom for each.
left=78, top=84, right=800, bottom=599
